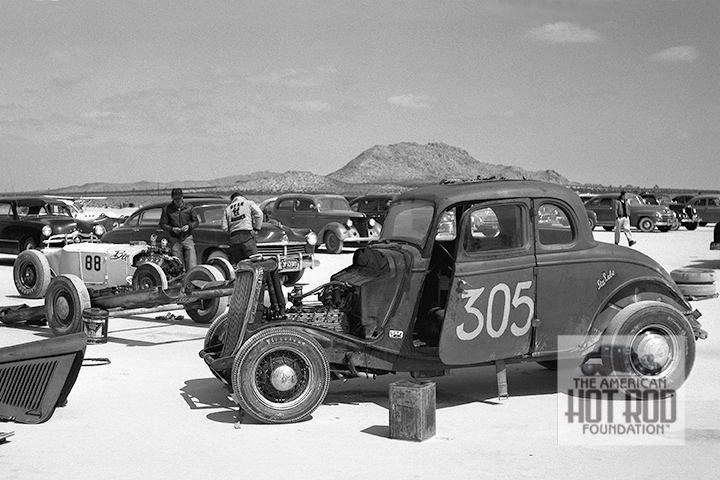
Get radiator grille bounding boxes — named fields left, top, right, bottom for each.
left=257, top=244, right=306, bottom=256
left=0, top=359, right=58, bottom=413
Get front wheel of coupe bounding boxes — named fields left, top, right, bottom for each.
left=231, top=327, right=330, bottom=424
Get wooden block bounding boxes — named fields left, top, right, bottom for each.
left=389, top=380, right=436, bottom=442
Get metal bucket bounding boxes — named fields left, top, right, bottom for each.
left=82, top=308, right=109, bottom=345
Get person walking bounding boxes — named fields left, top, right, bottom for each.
left=222, top=191, right=263, bottom=264
left=614, top=191, right=636, bottom=247
left=160, top=188, right=199, bottom=271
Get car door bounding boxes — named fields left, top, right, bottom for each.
left=591, top=196, right=614, bottom=224
left=703, top=197, right=720, bottom=223
left=690, top=198, right=707, bottom=222
left=531, top=199, right=597, bottom=355
left=129, top=207, right=164, bottom=243
left=439, top=200, right=536, bottom=365
left=0, top=201, right=18, bottom=253
left=271, top=197, right=297, bottom=227
left=292, top=197, right=322, bottom=232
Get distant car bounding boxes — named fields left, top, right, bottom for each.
left=268, top=193, right=382, bottom=254
left=686, top=194, right=720, bottom=226
left=349, top=194, right=395, bottom=225
left=641, top=193, right=700, bottom=230
left=671, top=194, right=696, bottom=205
left=583, top=192, right=676, bottom=232
left=100, top=197, right=317, bottom=285
left=0, top=197, right=108, bottom=254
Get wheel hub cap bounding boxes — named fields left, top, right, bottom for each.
left=270, top=364, right=298, bottom=392
left=635, top=332, right=671, bottom=372
left=55, top=297, right=71, bottom=320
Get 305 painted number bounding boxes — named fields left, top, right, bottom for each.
left=84, top=255, right=102, bottom=271
left=456, top=281, right=534, bottom=341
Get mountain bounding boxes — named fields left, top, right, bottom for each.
left=326, top=142, right=571, bottom=186
left=38, top=142, right=573, bottom=197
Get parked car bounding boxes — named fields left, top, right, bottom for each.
left=686, top=194, right=720, bottom=226
left=349, top=194, right=395, bottom=225
left=583, top=192, right=676, bottom=232
left=200, top=179, right=707, bottom=424
left=641, top=192, right=700, bottom=230
left=671, top=194, right=696, bottom=205
left=268, top=193, right=382, bottom=254
left=0, top=197, right=108, bottom=254
left=100, top=197, right=317, bottom=285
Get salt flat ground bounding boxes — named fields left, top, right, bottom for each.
left=1, top=228, right=719, bottom=480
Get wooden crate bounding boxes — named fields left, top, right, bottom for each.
left=389, top=380, right=436, bottom=442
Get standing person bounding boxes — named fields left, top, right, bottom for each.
left=160, top=188, right=199, bottom=271
left=222, top=191, right=263, bottom=264
left=614, top=191, right=636, bottom=247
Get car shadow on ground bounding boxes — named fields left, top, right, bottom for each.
left=180, top=377, right=239, bottom=425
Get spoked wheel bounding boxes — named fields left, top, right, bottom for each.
left=132, top=263, right=168, bottom=290
left=324, top=232, right=343, bottom=254
left=13, top=249, right=52, bottom=298
left=601, top=301, right=695, bottom=397
left=183, top=265, right=228, bottom=324
left=45, top=274, right=91, bottom=336
left=232, top=327, right=330, bottom=424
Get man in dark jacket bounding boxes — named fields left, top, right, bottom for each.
left=160, top=188, right=199, bottom=271
left=613, top=191, right=636, bottom=247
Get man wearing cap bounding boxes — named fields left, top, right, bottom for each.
left=160, top=188, right=199, bottom=271
left=222, top=191, right=263, bottom=264
left=614, top=191, right=636, bottom=247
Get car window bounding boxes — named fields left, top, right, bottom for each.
left=296, top=199, right=315, bottom=211
left=463, top=204, right=524, bottom=253
left=139, top=208, right=162, bottom=225
left=0, top=202, right=12, bottom=216
left=361, top=199, right=378, bottom=212
left=380, top=201, right=434, bottom=246
left=537, top=203, right=575, bottom=246
left=199, top=205, right=224, bottom=226
left=627, top=195, right=643, bottom=206
left=710, top=198, right=720, bottom=206
left=316, top=197, right=350, bottom=211
left=276, top=199, right=295, bottom=211
left=598, top=198, right=612, bottom=207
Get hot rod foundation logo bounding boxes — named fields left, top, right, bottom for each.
left=557, top=336, right=686, bottom=446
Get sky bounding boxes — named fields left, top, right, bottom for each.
left=0, top=0, right=718, bottom=193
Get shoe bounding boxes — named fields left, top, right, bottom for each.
left=629, top=240, right=636, bottom=247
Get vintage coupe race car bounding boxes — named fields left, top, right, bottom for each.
left=200, top=179, right=707, bottom=424
left=13, top=238, right=234, bottom=334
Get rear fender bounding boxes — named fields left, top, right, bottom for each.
left=587, top=278, right=695, bottom=350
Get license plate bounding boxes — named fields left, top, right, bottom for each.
left=280, top=257, right=300, bottom=271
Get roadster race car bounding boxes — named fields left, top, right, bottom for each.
left=199, top=178, right=707, bottom=424
left=12, top=237, right=234, bottom=335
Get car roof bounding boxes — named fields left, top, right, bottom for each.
left=0, top=197, right=59, bottom=206
left=275, top=193, right=347, bottom=200
left=394, top=179, right=586, bottom=210
left=132, top=197, right=228, bottom=212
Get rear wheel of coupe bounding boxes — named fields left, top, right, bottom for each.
left=13, top=249, right=52, bottom=298
left=685, top=222, right=698, bottom=231
left=132, top=263, right=168, bottom=290
left=45, top=274, right=91, bottom=336
left=183, top=265, right=228, bottom=324
left=232, top=327, right=330, bottom=424
left=638, top=217, right=655, bottom=232
left=600, top=301, right=695, bottom=396
left=324, top=231, right=343, bottom=254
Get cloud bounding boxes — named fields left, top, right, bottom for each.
left=282, top=101, right=332, bottom=113
left=248, top=65, right=338, bottom=88
left=525, top=22, right=602, bottom=43
left=651, top=46, right=699, bottom=63
left=388, top=94, right=436, bottom=109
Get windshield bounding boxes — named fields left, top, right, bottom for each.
left=380, top=200, right=434, bottom=247
left=316, top=197, right=350, bottom=211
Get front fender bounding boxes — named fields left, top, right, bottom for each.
left=318, top=222, right=349, bottom=242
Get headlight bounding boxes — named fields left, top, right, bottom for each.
left=306, top=232, right=318, bottom=246
left=345, top=219, right=353, bottom=228
left=160, top=237, right=168, bottom=248
left=368, top=218, right=376, bottom=227
left=42, top=225, right=53, bottom=237
left=93, top=224, right=106, bottom=236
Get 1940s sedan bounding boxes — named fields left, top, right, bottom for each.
left=200, top=179, right=707, bottom=424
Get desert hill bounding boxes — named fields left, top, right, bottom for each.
left=42, top=142, right=573, bottom=197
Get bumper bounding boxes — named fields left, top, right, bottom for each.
left=339, top=227, right=382, bottom=245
